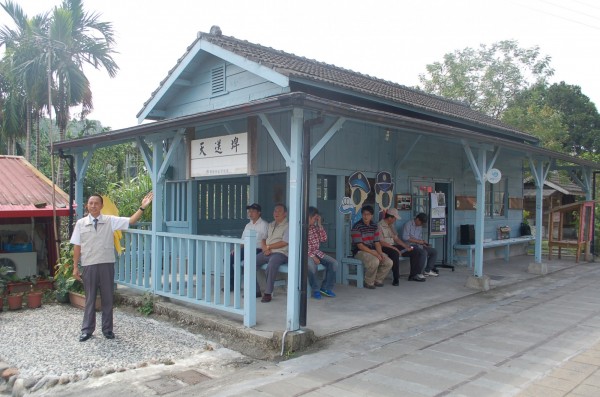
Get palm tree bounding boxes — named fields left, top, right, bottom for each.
left=0, top=56, right=27, bottom=156
left=47, top=0, right=119, bottom=187
left=0, top=0, right=118, bottom=184
left=0, top=1, right=51, bottom=160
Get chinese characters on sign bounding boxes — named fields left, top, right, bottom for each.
left=190, top=133, right=248, bottom=177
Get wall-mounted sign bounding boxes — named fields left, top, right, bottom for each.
left=191, top=133, right=248, bottom=177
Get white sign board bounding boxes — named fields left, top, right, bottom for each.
left=191, top=133, right=248, bottom=177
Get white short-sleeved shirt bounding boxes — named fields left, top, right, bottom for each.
left=70, top=214, right=130, bottom=265
left=241, top=217, right=269, bottom=246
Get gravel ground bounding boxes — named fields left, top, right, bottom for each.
left=0, top=304, right=211, bottom=380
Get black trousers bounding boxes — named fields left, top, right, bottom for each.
left=229, top=248, right=262, bottom=289
left=381, top=245, right=425, bottom=280
left=81, top=262, right=114, bottom=334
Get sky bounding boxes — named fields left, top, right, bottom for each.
left=1, top=0, right=600, bottom=130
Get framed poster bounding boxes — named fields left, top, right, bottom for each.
left=395, top=194, right=412, bottom=211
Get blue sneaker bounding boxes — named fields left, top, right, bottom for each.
left=320, top=289, right=336, bottom=298
left=313, top=291, right=322, bottom=300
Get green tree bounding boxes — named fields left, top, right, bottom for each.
left=46, top=0, right=119, bottom=186
left=501, top=85, right=567, bottom=152
left=0, top=1, right=49, bottom=159
left=418, top=40, right=554, bottom=118
left=0, top=0, right=119, bottom=185
left=503, top=82, right=600, bottom=154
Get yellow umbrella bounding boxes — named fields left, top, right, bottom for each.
left=101, top=196, right=124, bottom=255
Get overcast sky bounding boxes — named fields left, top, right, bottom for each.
left=2, top=0, right=600, bottom=130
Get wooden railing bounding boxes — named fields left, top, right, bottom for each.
left=116, top=229, right=257, bottom=327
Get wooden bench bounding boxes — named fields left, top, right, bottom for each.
left=341, top=255, right=408, bottom=288
left=454, top=235, right=535, bottom=268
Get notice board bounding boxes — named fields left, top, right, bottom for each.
left=429, top=192, right=447, bottom=236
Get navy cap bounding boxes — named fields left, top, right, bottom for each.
left=246, top=203, right=262, bottom=212
left=348, top=171, right=370, bottom=193
left=375, top=171, right=393, bottom=193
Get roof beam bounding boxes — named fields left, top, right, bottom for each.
left=310, top=117, right=346, bottom=161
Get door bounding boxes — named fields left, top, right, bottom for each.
left=409, top=179, right=452, bottom=265
left=316, top=174, right=338, bottom=252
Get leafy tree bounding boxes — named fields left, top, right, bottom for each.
left=541, top=83, right=600, bottom=154
left=0, top=1, right=49, bottom=160
left=503, top=82, right=600, bottom=154
left=0, top=0, right=119, bottom=187
left=418, top=40, right=554, bottom=118
left=45, top=0, right=119, bottom=187
left=502, top=86, right=567, bottom=152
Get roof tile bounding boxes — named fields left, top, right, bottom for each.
left=0, top=156, right=72, bottom=217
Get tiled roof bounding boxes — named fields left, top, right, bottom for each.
left=523, top=171, right=585, bottom=196
left=0, top=156, right=72, bottom=218
left=142, top=29, right=535, bottom=141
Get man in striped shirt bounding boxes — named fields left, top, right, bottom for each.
left=351, top=205, right=393, bottom=289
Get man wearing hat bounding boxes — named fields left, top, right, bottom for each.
left=229, top=203, right=269, bottom=295
left=378, top=208, right=426, bottom=284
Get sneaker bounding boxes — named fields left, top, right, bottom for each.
left=423, top=270, right=439, bottom=277
left=320, top=289, right=336, bottom=298
left=313, top=291, right=322, bottom=300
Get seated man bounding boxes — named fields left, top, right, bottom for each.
left=378, top=208, right=425, bottom=284
left=229, top=203, right=268, bottom=295
left=255, top=203, right=289, bottom=303
left=351, top=205, right=393, bottom=289
left=402, top=212, right=438, bottom=277
left=307, top=206, right=338, bottom=299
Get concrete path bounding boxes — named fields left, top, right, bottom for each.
left=176, top=261, right=600, bottom=397
left=37, top=260, right=600, bottom=396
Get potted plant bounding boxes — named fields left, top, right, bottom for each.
left=0, top=265, right=12, bottom=311
left=7, top=292, right=23, bottom=310
left=54, top=242, right=75, bottom=303
left=54, top=242, right=102, bottom=310
left=32, top=275, right=54, bottom=292
left=6, top=277, right=33, bottom=295
left=26, top=287, right=43, bottom=309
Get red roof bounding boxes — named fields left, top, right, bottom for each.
left=0, top=156, right=74, bottom=218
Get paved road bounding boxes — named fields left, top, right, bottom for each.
left=33, top=263, right=600, bottom=396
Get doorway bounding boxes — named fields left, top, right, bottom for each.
left=409, top=179, right=453, bottom=266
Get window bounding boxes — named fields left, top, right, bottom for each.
left=486, top=179, right=507, bottom=218
left=317, top=175, right=337, bottom=200
left=210, top=64, right=226, bottom=96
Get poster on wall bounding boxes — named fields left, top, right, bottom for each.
left=429, top=192, right=447, bottom=236
left=395, top=194, right=412, bottom=210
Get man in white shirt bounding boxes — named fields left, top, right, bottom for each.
left=229, top=203, right=268, bottom=294
left=71, top=192, right=153, bottom=342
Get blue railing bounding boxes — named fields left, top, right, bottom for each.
left=116, top=229, right=257, bottom=327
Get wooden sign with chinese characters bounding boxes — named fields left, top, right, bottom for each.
left=191, top=133, right=248, bottom=177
